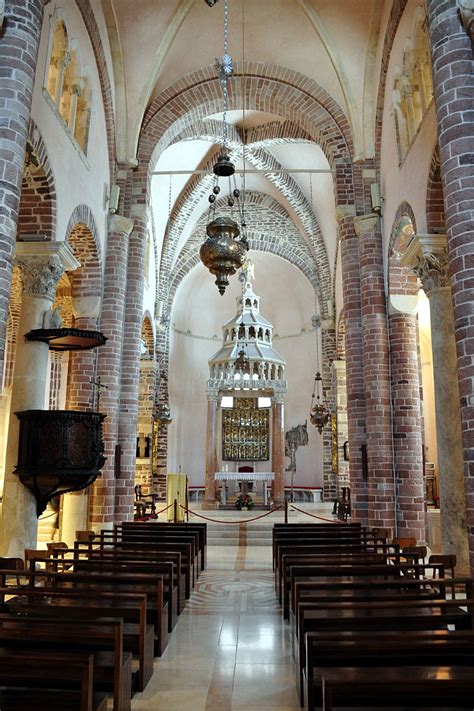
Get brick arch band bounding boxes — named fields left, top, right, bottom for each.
left=65, top=204, right=103, bottom=302
left=18, top=119, right=57, bottom=241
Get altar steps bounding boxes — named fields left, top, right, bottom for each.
left=207, top=521, right=273, bottom=546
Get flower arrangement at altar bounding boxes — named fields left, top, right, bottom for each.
left=235, top=493, right=254, bottom=510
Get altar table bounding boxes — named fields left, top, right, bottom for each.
left=215, top=471, right=275, bottom=505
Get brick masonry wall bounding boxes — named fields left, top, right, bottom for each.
left=117, top=209, right=148, bottom=522
left=388, top=203, right=425, bottom=541
left=426, top=147, right=446, bottom=232
left=0, top=0, right=44, bottom=389
left=427, top=0, right=474, bottom=569
left=355, top=214, right=395, bottom=533
left=89, top=218, right=132, bottom=528
left=389, top=312, right=425, bottom=541
left=339, top=213, right=368, bottom=525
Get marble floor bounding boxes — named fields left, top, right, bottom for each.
left=131, top=544, right=301, bottom=710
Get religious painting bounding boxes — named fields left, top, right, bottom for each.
left=331, top=414, right=338, bottom=475
left=222, top=397, right=269, bottom=461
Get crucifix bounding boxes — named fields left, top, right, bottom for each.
left=91, top=377, right=108, bottom=411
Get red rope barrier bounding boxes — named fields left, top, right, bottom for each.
left=155, top=503, right=173, bottom=515
left=289, top=503, right=342, bottom=524
left=180, top=504, right=282, bottom=525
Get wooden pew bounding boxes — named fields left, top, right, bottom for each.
left=0, top=651, right=107, bottom=711
left=83, top=537, right=194, bottom=598
left=297, top=593, right=473, bottom=703
left=278, top=548, right=401, bottom=605
left=71, top=544, right=186, bottom=615
left=23, top=564, right=168, bottom=657
left=118, top=521, right=207, bottom=571
left=0, top=582, right=155, bottom=689
left=102, top=529, right=200, bottom=583
left=51, top=554, right=179, bottom=632
left=320, top=665, right=474, bottom=711
left=0, top=615, right=132, bottom=711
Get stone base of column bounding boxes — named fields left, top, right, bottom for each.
left=61, top=490, right=89, bottom=547
left=202, top=498, right=219, bottom=510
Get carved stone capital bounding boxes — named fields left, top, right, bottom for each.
left=459, top=0, right=474, bottom=40
left=15, top=255, right=65, bottom=299
left=335, top=205, right=356, bottom=224
left=108, top=214, right=134, bottom=236
left=354, top=213, right=379, bottom=237
left=14, top=241, right=79, bottom=300
left=400, top=233, right=450, bottom=296
left=206, top=387, right=220, bottom=401
left=273, top=391, right=286, bottom=405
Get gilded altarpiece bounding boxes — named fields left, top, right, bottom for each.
left=222, top=398, right=269, bottom=461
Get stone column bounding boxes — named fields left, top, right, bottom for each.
left=355, top=213, right=395, bottom=534
left=388, top=298, right=425, bottom=542
left=402, top=234, right=469, bottom=572
left=0, top=242, right=79, bottom=558
left=0, top=0, right=44, bottom=383
left=116, top=205, right=148, bottom=523
left=338, top=210, right=368, bottom=524
left=203, top=390, right=218, bottom=508
left=427, top=0, right=474, bottom=570
left=332, top=360, right=350, bottom=494
left=89, top=214, right=133, bottom=531
left=62, top=301, right=101, bottom=547
left=272, top=394, right=285, bottom=506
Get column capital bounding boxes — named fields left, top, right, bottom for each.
left=131, top=203, right=148, bottom=221
left=273, top=392, right=286, bottom=404
left=458, top=0, right=474, bottom=40
left=206, top=387, right=220, bottom=401
left=14, top=241, right=79, bottom=299
left=400, top=233, right=450, bottom=296
left=108, top=214, right=134, bottom=236
left=354, top=213, right=380, bottom=237
left=335, top=205, right=356, bottom=224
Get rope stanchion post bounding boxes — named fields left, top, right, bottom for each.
left=284, top=499, right=288, bottom=524
left=173, top=498, right=178, bottom=524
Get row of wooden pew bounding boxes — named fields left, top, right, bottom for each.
left=272, top=521, right=474, bottom=710
left=0, top=520, right=206, bottom=711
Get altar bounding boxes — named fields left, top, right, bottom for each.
left=215, top=471, right=275, bottom=505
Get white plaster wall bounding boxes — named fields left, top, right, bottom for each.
left=168, top=253, right=323, bottom=488
left=379, top=0, right=437, bottom=251
left=32, top=1, right=110, bottom=252
left=417, top=290, right=438, bottom=475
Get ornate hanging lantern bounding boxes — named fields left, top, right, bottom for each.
left=309, top=372, right=330, bottom=434
left=200, top=217, right=246, bottom=295
left=200, top=0, right=249, bottom=294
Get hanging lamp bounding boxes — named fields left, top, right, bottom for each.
left=199, top=0, right=248, bottom=294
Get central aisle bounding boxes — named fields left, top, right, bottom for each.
left=131, top=543, right=300, bottom=710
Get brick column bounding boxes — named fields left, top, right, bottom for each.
left=402, top=234, right=469, bottom=572
left=321, top=322, right=337, bottom=500
left=272, top=394, right=286, bottom=506
left=339, top=211, right=368, bottom=525
left=62, top=308, right=100, bottom=546
left=89, top=215, right=133, bottom=531
left=116, top=206, right=148, bottom=522
left=427, top=0, right=474, bottom=570
left=1, top=242, right=78, bottom=557
left=389, top=303, right=425, bottom=542
left=355, top=213, right=395, bottom=534
left=203, top=390, right=218, bottom=508
left=0, top=0, right=44, bottom=385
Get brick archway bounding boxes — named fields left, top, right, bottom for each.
left=65, top=205, right=103, bottom=303
left=17, top=120, right=57, bottom=241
